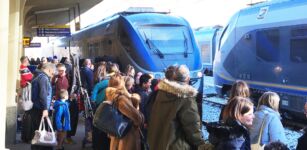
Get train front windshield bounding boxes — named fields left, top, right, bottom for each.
left=138, top=25, right=193, bottom=54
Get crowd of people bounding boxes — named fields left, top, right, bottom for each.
left=18, top=55, right=307, bottom=150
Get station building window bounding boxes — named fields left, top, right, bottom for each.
left=256, top=29, right=280, bottom=62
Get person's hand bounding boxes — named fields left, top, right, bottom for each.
left=42, top=110, right=49, bottom=118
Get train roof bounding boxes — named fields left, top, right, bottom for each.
left=231, top=0, right=307, bottom=28
left=72, top=11, right=187, bottom=37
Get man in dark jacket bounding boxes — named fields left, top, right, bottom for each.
left=80, top=59, right=93, bottom=95
left=30, top=63, right=55, bottom=150
left=148, top=65, right=206, bottom=150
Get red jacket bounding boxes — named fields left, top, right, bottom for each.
left=19, top=64, right=33, bottom=88
left=52, top=75, right=69, bottom=99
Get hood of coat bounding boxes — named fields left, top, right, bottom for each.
left=54, top=100, right=67, bottom=108
left=258, top=105, right=281, bottom=119
left=105, top=87, right=141, bottom=105
left=157, top=79, right=198, bottom=98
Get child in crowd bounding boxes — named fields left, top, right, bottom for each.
left=53, top=89, right=71, bottom=150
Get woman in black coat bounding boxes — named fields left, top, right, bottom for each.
left=207, top=97, right=254, bottom=150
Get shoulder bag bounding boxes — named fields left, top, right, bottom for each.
left=251, top=114, right=268, bottom=150
left=93, top=94, right=132, bottom=138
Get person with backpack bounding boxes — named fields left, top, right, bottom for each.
left=53, top=89, right=71, bottom=150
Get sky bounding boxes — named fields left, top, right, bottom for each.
left=80, top=0, right=267, bottom=29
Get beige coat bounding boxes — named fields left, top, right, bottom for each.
left=105, top=87, right=144, bottom=150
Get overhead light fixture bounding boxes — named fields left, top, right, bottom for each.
left=34, top=8, right=69, bottom=15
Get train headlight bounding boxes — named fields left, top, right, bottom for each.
left=197, top=72, right=203, bottom=78
left=274, top=66, right=282, bottom=73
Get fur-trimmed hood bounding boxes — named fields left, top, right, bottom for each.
left=157, top=79, right=198, bottom=98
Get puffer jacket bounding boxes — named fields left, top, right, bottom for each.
left=105, top=87, right=143, bottom=150
left=249, top=105, right=286, bottom=145
left=206, top=119, right=251, bottom=150
left=147, top=79, right=205, bottom=150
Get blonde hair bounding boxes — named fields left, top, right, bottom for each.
left=222, top=96, right=254, bottom=123
left=229, top=80, right=250, bottom=100
left=124, top=76, right=134, bottom=89
left=257, top=91, right=280, bottom=112
left=94, top=61, right=107, bottom=84
left=59, top=89, right=68, bottom=99
left=125, top=64, right=135, bottom=77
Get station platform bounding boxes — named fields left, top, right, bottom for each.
left=7, top=116, right=92, bottom=150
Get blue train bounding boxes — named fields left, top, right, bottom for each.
left=62, top=7, right=204, bottom=115
left=194, top=26, right=222, bottom=76
left=213, top=0, right=307, bottom=120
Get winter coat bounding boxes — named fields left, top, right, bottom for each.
left=105, top=87, right=143, bottom=150
left=31, top=70, right=52, bottom=110
left=53, top=100, right=71, bottom=131
left=19, top=64, right=33, bottom=88
left=135, top=86, right=150, bottom=123
left=249, top=105, right=286, bottom=145
left=207, top=119, right=251, bottom=150
left=80, top=66, right=94, bottom=95
left=147, top=79, right=205, bottom=150
left=91, top=79, right=109, bottom=105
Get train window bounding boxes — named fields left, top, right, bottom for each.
left=138, top=25, right=192, bottom=54
left=256, top=29, right=280, bottom=62
left=290, top=38, right=307, bottom=63
left=119, top=29, right=132, bottom=52
left=219, top=25, right=229, bottom=51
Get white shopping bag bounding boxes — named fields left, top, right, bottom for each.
left=31, top=116, right=57, bottom=146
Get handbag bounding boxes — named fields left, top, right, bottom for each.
left=251, top=114, right=268, bottom=150
left=31, top=116, right=57, bottom=146
left=20, top=83, right=33, bottom=111
left=93, top=95, right=132, bottom=138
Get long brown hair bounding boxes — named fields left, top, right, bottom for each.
left=222, top=96, right=254, bottom=123
left=229, top=80, right=250, bottom=100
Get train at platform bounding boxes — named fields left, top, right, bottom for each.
left=213, top=0, right=307, bottom=121
left=60, top=7, right=204, bottom=116
left=194, top=26, right=222, bottom=76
